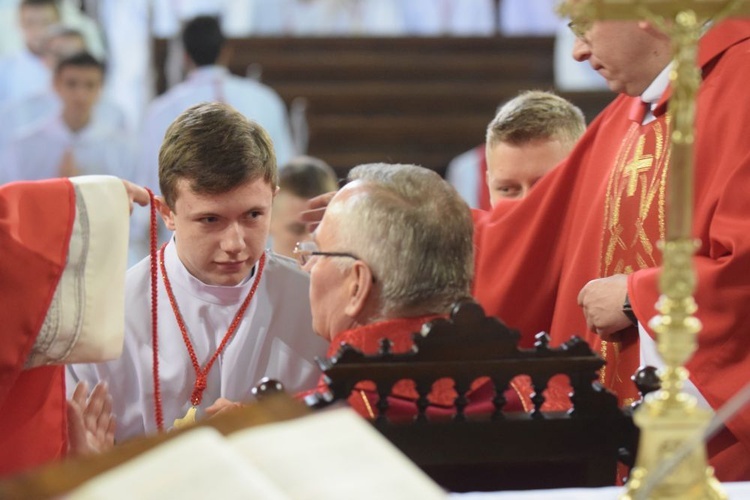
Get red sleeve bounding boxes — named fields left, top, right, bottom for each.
left=0, top=179, right=75, bottom=406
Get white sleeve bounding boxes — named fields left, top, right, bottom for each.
left=25, top=176, right=129, bottom=368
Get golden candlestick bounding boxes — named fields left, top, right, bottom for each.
left=558, top=1, right=750, bottom=498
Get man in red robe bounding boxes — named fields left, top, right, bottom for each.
left=299, top=163, right=555, bottom=418
left=0, top=176, right=148, bottom=476
left=473, top=17, right=750, bottom=480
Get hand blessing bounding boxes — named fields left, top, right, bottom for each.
left=299, top=191, right=336, bottom=232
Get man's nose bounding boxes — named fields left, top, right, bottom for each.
left=221, top=223, right=246, bottom=254
left=572, top=37, right=591, bottom=62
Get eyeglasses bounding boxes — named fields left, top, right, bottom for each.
left=293, top=240, right=361, bottom=266
left=567, top=18, right=592, bottom=41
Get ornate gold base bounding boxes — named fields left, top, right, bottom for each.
left=620, top=392, right=726, bottom=500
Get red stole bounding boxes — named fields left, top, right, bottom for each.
left=0, top=179, right=75, bottom=476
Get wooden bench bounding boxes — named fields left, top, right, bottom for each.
left=301, top=300, right=638, bottom=492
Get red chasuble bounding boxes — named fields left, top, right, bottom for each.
left=473, top=20, right=750, bottom=480
left=0, top=179, right=76, bottom=476
left=304, top=316, right=534, bottom=419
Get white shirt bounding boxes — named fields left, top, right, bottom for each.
left=0, top=89, right=129, bottom=147
left=139, top=65, right=295, bottom=193
left=67, top=241, right=327, bottom=441
left=0, top=48, right=49, bottom=106
left=1, top=115, right=137, bottom=184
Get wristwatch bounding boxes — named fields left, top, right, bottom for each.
left=622, top=293, right=638, bottom=326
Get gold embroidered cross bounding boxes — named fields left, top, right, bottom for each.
left=622, top=136, right=654, bottom=197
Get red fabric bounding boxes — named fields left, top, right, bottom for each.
left=473, top=20, right=750, bottom=481
left=0, top=179, right=75, bottom=476
left=476, top=144, right=492, bottom=211
left=302, top=316, right=536, bottom=420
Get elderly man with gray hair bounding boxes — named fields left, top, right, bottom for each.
left=296, top=163, right=534, bottom=418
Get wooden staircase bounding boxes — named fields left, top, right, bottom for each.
left=155, top=36, right=614, bottom=177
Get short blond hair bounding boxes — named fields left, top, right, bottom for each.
left=486, top=90, right=586, bottom=148
left=158, top=102, right=277, bottom=209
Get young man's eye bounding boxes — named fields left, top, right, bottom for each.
left=247, top=211, right=262, bottom=219
left=200, top=216, right=219, bottom=224
left=496, top=186, right=521, bottom=198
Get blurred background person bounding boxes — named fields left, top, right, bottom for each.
left=1, top=52, right=136, bottom=185
left=269, top=155, right=338, bottom=259
left=0, top=26, right=127, bottom=148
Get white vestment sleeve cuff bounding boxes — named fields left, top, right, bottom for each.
left=26, top=175, right=129, bottom=367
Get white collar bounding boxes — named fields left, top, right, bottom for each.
left=641, top=62, right=672, bottom=106
left=163, top=237, right=261, bottom=306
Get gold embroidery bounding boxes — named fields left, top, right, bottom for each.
left=622, top=135, right=654, bottom=197
left=598, top=116, right=671, bottom=386
left=600, top=116, right=671, bottom=279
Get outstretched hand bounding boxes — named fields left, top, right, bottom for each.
left=299, top=191, right=336, bottom=232
left=121, top=179, right=150, bottom=214
left=67, top=381, right=116, bottom=456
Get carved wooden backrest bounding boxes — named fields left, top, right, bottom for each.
left=305, top=300, right=637, bottom=491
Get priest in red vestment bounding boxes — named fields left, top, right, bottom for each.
left=0, top=176, right=148, bottom=476
left=299, top=163, right=557, bottom=419
left=472, top=18, right=750, bottom=480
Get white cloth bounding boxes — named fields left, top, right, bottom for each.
left=399, top=0, right=495, bottom=36
left=139, top=65, right=295, bottom=193
left=446, top=146, right=483, bottom=209
left=67, top=240, right=327, bottom=441
left=0, top=48, right=49, bottom=106
left=0, top=89, right=129, bottom=147
left=26, top=175, right=129, bottom=368
left=1, top=115, right=137, bottom=184
left=499, top=0, right=559, bottom=36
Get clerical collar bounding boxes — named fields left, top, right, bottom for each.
left=641, top=63, right=672, bottom=106
left=164, top=237, right=261, bottom=305
left=639, top=62, right=672, bottom=124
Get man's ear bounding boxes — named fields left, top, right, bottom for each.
left=637, top=19, right=668, bottom=39
left=343, top=261, right=375, bottom=319
left=155, top=196, right=176, bottom=231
